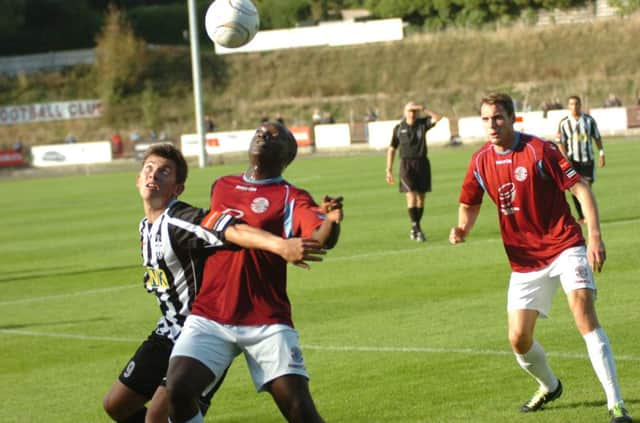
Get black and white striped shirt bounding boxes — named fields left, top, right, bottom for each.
left=557, top=113, right=601, bottom=164
left=140, top=200, right=234, bottom=341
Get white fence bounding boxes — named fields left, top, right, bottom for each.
left=214, top=19, right=404, bottom=55
left=0, top=49, right=95, bottom=76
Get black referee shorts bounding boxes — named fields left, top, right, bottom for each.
left=399, top=157, right=431, bottom=193
left=571, top=161, right=595, bottom=182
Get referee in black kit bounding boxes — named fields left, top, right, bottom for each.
left=386, top=101, right=442, bottom=242
left=556, top=95, right=605, bottom=224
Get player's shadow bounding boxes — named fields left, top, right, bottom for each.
left=0, top=264, right=138, bottom=284
left=0, top=316, right=111, bottom=331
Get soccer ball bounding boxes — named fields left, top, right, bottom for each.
left=205, top=0, right=260, bottom=49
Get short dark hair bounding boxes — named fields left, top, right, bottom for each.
left=568, top=95, right=581, bottom=105
left=480, top=93, right=515, bottom=119
left=142, top=143, right=188, bottom=185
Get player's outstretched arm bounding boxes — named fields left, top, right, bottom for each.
left=449, top=203, right=481, bottom=244
left=225, top=224, right=325, bottom=269
left=569, top=179, right=606, bottom=272
left=312, top=195, right=343, bottom=249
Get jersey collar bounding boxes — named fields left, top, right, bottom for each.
left=242, top=173, right=283, bottom=185
left=493, top=132, right=521, bottom=155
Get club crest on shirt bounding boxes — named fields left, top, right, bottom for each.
left=514, top=166, right=528, bottom=182
left=250, top=197, right=270, bottom=213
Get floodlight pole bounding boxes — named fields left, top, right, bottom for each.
left=187, top=0, right=207, bottom=168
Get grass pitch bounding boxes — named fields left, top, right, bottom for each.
left=1, top=138, right=639, bottom=422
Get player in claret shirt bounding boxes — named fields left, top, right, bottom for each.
left=449, top=93, right=631, bottom=423
left=103, top=143, right=322, bottom=423
left=166, top=122, right=343, bottom=423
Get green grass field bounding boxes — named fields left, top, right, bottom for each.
left=1, top=138, right=639, bottom=422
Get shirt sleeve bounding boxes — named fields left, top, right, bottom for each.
left=458, top=156, right=485, bottom=206
left=540, top=141, right=582, bottom=191
left=289, top=189, right=326, bottom=238
left=390, top=124, right=400, bottom=149
left=590, top=116, right=602, bottom=140
left=422, top=117, right=435, bottom=131
left=167, top=203, right=237, bottom=252
left=557, top=119, right=566, bottom=144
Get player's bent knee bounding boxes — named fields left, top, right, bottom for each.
left=102, top=393, right=124, bottom=421
left=508, top=331, right=533, bottom=353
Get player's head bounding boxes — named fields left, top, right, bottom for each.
left=248, top=122, right=297, bottom=177
left=568, top=95, right=582, bottom=116
left=137, top=143, right=187, bottom=205
left=404, top=101, right=421, bottom=124
left=480, top=93, right=516, bottom=149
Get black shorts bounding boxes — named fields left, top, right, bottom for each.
left=399, top=157, right=431, bottom=193
left=571, top=161, right=595, bottom=182
left=118, top=332, right=220, bottom=411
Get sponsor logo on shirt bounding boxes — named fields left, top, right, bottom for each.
left=235, top=184, right=257, bottom=192
left=250, top=197, right=270, bottom=213
left=495, top=159, right=512, bottom=165
left=514, top=166, right=528, bottom=182
left=498, top=182, right=519, bottom=215
left=145, top=268, right=170, bottom=290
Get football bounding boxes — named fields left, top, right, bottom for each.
left=205, top=0, right=260, bottom=49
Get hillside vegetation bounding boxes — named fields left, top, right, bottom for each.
left=1, top=15, right=640, bottom=148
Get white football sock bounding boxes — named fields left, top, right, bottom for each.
left=583, top=327, right=623, bottom=409
left=515, top=340, right=559, bottom=392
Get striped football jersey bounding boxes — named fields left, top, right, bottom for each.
left=140, top=199, right=234, bottom=341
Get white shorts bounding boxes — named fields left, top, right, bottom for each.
left=507, top=246, right=597, bottom=318
left=171, top=314, right=308, bottom=392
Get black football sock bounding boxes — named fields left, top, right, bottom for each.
left=416, top=207, right=424, bottom=230
left=408, top=207, right=418, bottom=228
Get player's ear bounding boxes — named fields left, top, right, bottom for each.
left=175, top=184, right=185, bottom=197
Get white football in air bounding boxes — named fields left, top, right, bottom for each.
left=205, top=0, right=259, bottom=48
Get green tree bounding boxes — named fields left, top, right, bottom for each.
left=94, top=3, right=147, bottom=123
left=140, top=80, right=160, bottom=131
left=608, top=0, right=640, bottom=15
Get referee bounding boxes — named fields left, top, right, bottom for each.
left=556, top=95, right=605, bottom=224
left=386, top=101, right=442, bottom=242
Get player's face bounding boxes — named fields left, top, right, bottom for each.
left=404, top=108, right=418, bottom=124
left=480, top=102, right=515, bottom=150
left=249, top=123, right=290, bottom=174
left=568, top=98, right=581, bottom=116
left=136, top=155, right=184, bottom=206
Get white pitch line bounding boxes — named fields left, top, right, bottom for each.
left=0, top=284, right=138, bottom=306
left=1, top=218, right=637, bottom=305
left=1, top=329, right=639, bottom=362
